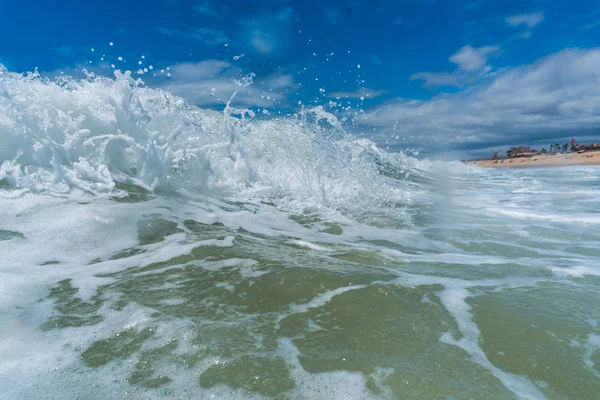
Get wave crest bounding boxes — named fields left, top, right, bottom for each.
left=0, top=68, right=422, bottom=212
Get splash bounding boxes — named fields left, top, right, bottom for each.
left=0, top=66, right=422, bottom=213
left=2, top=65, right=600, bottom=400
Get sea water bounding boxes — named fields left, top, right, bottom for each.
left=1, top=68, right=599, bottom=399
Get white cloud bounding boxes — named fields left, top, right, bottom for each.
left=506, top=11, right=544, bottom=28
left=193, top=1, right=218, bottom=16
left=166, top=60, right=230, bottom=81
left=326, top=88, right=387, bottom=99
left=156, top=60, right=296, bottom=108
left=449, top=45, right=499, bottom=71
left=410, top=71, right=481, bottom=88
left=515, top=30, right=532, bottom=39
left=411, top=45, right=499, bottom=87
left=506, top=11, right=544, bottom=39
left=249, top=30, right=276, bottom=54
left=155, top=27, right=229, bottom=46
left=363, top=48, right=600, bottom=156
left=237, top=8, right=294, bottom=56
left=41, top=60, right=295, bottom=109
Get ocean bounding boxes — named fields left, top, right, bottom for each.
left=1, top=69, right=599, bottom=399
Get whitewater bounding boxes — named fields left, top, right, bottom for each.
left=1, top=66, right=599, bottom=399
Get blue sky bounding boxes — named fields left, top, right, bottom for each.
left=1, top=0, right=600, bottom=158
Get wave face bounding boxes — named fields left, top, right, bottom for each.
left=0, top=68, right=425, bottom=214
left=2, top=69, right=600, bottom=400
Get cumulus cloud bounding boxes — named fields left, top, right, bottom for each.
left=248, top=30, right=277, bottom=54
left=409, top=71, right=480, bottom=88
left=450, top=45, right=499, bottom=71
left=506, top=12, right=544, bottom=28
left=155, top=27, right=229, bottom=46
left=411, top=45, right=499, bottom=87
left=156, top=60, right=297, bottom=108
left=326, top=88, right=387, bottom=99
left=363, top=48, right=600, bottom=157
left=42, top=60, right=295, bottom=109
left=506, top=12, right=544, bottom=39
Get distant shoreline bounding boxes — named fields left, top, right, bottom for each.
left=464, top=151, right=600, bottom=168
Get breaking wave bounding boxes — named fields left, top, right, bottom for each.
left=0, top=66, right=437, bottom=214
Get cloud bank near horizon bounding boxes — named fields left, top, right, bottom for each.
left=361, top=48, right=600, bottom=158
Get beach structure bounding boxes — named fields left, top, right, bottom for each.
left=572, top=142, right=600, bottom=152
left=506, top=146, right=536, bottom=158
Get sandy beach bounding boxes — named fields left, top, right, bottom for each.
left=466, top=151, right=600, bottom=168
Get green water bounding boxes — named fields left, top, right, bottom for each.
left=33, top=212, right=600, bottom=399
left=2, top=167, right=600, bottom=399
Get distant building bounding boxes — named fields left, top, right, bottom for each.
left=572, top=142, right=600, bottom=152
left=506, top=146, right=536, bottom=158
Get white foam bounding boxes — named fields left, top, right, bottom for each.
left=2, top=64, right=600, bottom=399
left=488, top=208, right=600, bottom=224
left=0, top=67, right=421, bottom=215
left=277, top=338, right=391, bottom=400
left=395, top=273, right=547, bottom=400
left=286, top=284, right=367, bottom=317
left=583, top=334, right=600, bottom=379
left=550, top=265, right=600, bottom=278
left=287, top=239, right=329, bottom=251
left=157, top=298, right=187, bottom=306
left=436, top=288, right=547, bottom=400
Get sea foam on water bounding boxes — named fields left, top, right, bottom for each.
left=1, top=66, right=600, bottom=400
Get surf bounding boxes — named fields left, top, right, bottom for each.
left=1, top=65, right=600, bottom=400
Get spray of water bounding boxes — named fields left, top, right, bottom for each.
left=0, top=65, right=430, bottom=213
